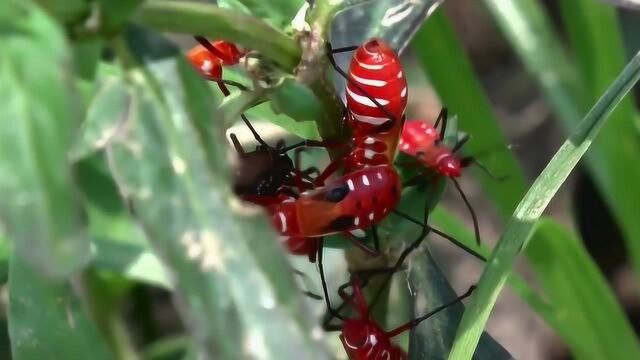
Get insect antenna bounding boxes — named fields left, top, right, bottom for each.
left=450, top=177, right=481, bottom=246
left=461, top=157, right=510, bottom=181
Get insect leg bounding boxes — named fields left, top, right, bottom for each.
left=385, top=285, right=476, bottom=337
left=434, top=107, right=449, bottom=142
left=450, top=178, right=481, bottom=246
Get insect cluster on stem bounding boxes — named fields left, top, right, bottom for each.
left=185, top=29, right=497, bottom=358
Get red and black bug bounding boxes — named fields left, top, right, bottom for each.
left=324, top=277, right=475, bottom=360
left=186, top=38, right=246, bottom=81
left=268, top=164, right=401, bottom=254
left=315, top=38, right=408, bottom=185
left=398, top=107, right=491, bottom=245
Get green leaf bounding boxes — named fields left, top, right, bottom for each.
left=411, top=9, right=528, bottom=218
left=33, top=0, right=87, bottom=23
left=72, top=76, right=131, bottom=161
left=96, top=0, right=144, bottom=32
left=8, top=253, right=111, bottom=359
left=135, top=0, right=301, bottom=71
left=527, top=219, right=640, bottom=359
left=448, top=50, right=640, bottom=359
left=268, top=77, right=323, bottom=123
left=107, top=40, right=328, bottom=358
left=219, top=0, right=304, bottom=29
left=92, top=237, right=170, bottom=289
left=246, top=102, right=321, bottom=140
left=482, top=0, right=640, bottom=284
left=0, top=0, right=91, bottom=278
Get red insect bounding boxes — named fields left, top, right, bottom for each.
left=315, top=38, right=408, bottom=185
left=186, top=38, right=245, bottom=81
left=398, top=108, right=483, bottom=245
left=269, top=164, right=401, bottom=255
left=325, top=277, right=476, bottom=360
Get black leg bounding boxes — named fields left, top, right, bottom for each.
left=461, top=157, right=510, bottom=181
left=330, top=45, right=359, bottom=54
left=292, top=269, right=322, bottom=300
left=450, top=178, right=481, bottom=246
left=451, top=134, right=471, bottom=154
left=434, top=107, right=449, bottom=141
left=386, top=285, right=476, bottom=337
left=391, top=210, right=486, bottom=262
left=371, top=225, right=380, bottom=252
left=229, top=133, right=245, bottom=154
left=206, top=78, right=249, bottom=91
left=280, top=139, right=343, bottom=153
left=318, top=239, right=345, bottom=322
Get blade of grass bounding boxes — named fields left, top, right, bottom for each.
left=411, top=8, right=528, bottom=219
left=483, top=0, right=640, bottom=285
left=432, top=207, right=639, bottom=358
left=527, top=219, right=640, bottom=359
left=557, top=0, right=640, bottom=279
left=448, top=50, right=640, bottom=359
left=134, top=0, right=300, bottom=71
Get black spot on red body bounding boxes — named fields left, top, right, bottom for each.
left=328, top=215, right=356, bottom=231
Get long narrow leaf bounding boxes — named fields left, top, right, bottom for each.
left=448, top=50, right=640, bottom=359
left=0, top=0, right=91, bottom=278
left=527, top=219, right=640, bottom=359
left=8, top=254, right=111, bottom=359
left=107, top=40, right=327, bottom=359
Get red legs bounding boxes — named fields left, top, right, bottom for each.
left=313, top=158, right=344, bottom=186
left=384, top=285, right=476, bottom=337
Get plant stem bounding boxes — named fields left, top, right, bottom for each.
left=297, top=0, right=349, bottom=144
left=134, top=0, right=300, bottom=71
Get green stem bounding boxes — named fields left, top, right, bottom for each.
left=297, top=0, right=349, bottom=144
left=133, top=0, right=300, bottom=71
